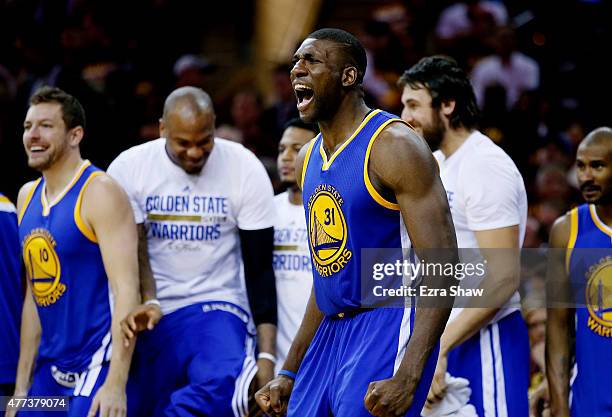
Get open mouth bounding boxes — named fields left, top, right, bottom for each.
left=294, top=84, right=314, bottom=112
left=29, top=145, right=47, bottom=154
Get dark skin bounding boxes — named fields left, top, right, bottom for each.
left=256, top=37, right=457, bottom=417
left=120, top=87, right=277, bottom=389
left=546, top=134, right=612, bottom=417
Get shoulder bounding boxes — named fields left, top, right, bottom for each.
left=82, top=172, right=126, bottom=201
left=17, top=179, right=41, bottom=212
left=549, top=210, right=575, bottom=249
left=464, top=132, right=519, bottom=172
left=296, top=136, right=319, bottom=188
left=274, top=191, right=288, bottom=204
left=110, top=138, right=164, bottom=167
left=215, top=138, right=262, bottom=167
left=370, top=120, right=438, bottom=190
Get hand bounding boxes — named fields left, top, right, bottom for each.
left=255, top=375, right=294, bottom=417
left=87, top=383, right=126, bottom=417
left=255, top=358, right=275, bottom=390
left=5, top=390, right=28, bottom=417
left=529, top=378, right=548, bottom=417
left=364, top=375, right=419, bottom=417
left=120, top=303, right=162, bottom=346
left=425, top=351, right=447, bottom=408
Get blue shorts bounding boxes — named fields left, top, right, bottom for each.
left=287, top=307, right=438, bottom=417
left=128, top=301, right=256, bottom=417
left=447, top=311, right=529, bottom=417
left=19, top=360, right=109, bottom=417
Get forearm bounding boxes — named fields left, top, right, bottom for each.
left=137, top=224, right=156, bottom=301
left=281, top=288, right=324, bottom=373
left=545, top=309, right=572, bottom=415
left=106, top=285, right=139, bottom=385
left=14, top=296, right=41, bottom=394
left=440, top=308, right=498, bottom=354
left=257, top=323, right=277, bottom=355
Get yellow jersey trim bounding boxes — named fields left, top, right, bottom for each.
left=42, top=160, right=91, bottom=216
left=320, top=109, right=382, bottom=171
left=589, top=204, right=612, bottom=238
left=74, top=171, right=103, bottom=243
left=18, top=178, right=42, bottom=225
left=363, top=118, right=404, bottom=211
left=566, top=207, right=579, bottom=272
left=300, top=138, right=317, bottom=190
left=0, top=195, right=10, bottom=204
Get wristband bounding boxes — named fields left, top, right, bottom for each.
left=144, top=299, right=161, bottom=307
left=278, top=369, right=297, bottom=380
left=257, top=352, right=277, bottom=363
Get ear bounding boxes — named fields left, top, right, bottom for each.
left=159, top=118, right=166, bottom=138
left=69, top=126, right=84, bottom=146
left=440, top=99, right=456, bottom=118
left=341, top=66, right=358, bottom=88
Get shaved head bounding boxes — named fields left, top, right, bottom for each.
left=162, top=86, right=214, bottom=123
left=579, top=126, right=612, bottom=150
left=161, top=87, right=216, bottom=174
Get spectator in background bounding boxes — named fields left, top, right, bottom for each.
left=173, top=54, right=216, bottom=90
left=471, top=26, right=540, bottom=111
left=435, top=0, right=507, bottom=41
left=263, top=63, right=299, bottom=140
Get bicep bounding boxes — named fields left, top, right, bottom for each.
left=237, top=157, right=275, bottom=230
left=83, top=177, right=139, bottom=289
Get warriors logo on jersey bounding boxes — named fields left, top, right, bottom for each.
left=22, top=228, right=66, bottom=306
left=307, top=183, right=352, bottom=277
left=585, top=256, right=612, bottom=337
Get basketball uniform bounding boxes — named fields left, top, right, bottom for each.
left=18, top=161, right=112, bottom=416
left=273, top=191, right=312, bottom=374
left=288, top=109, right=437, bottom=417
left=108, top=138, right=275, bottom=417
left=434, top=131, right=529, bottom=417
left=566, top=204, right=612, bottom=416
left=0, top=194, right=22, bottom=396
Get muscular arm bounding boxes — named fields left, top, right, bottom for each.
left=369, top=123, right=457, bottom=386
left=439, top=226, right=520, bottom=353
left=82, top=175, right=140, bottom=389
left=12, top=182, right=42, bottom=398
left=545, top=214, right=573, bottom=417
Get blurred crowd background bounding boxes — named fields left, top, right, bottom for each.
left=0, top=0, right=609, bottom=411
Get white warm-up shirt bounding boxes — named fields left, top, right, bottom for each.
left=273, top=191, right=312, bottom=373
left=434, top=131, right=527, bottom=323
left=108, top=138, right=275, bottom=315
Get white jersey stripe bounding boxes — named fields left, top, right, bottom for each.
left=232, top=335, right=257, bottom=417
left=393, top=307, right=413, bottom=374
left=492, top=323, right=508, bottom=417
left=480, top=327, right=496, bottom=417
left=79, top=364, right=102, bottom=397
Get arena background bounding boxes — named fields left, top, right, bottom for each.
left=0, top=1, right=610, bottom=412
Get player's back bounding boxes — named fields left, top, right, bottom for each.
left=567, top=203, right=612, bottom=416
left=301, top=109, right=408, bottom=315
left=0, top=194, right=22, bottom=389
left=18, top=161, right=112, bottom=373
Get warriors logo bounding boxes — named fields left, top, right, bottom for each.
left=585, top=256, right=612, bottom=337
left=307, top=184, right=352, bottom=277
left=22, top=229, right=66, bottom=306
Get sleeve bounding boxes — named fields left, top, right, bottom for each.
left=460, top=153, right=525, bottom=231
left=236, top=151, right=276, bottom=230
left=107, top=154, right=145, bottom=224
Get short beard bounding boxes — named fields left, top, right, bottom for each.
left=422, top=110, right=446, bottom=151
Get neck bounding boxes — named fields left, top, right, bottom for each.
left=439, top=126, right=473, bottom=158
left=42, top=151, right=84, bottom=199
left=288, top=185, right=302, bottom=205
left=318, top=96, right=370, bottom=155
left=596, top=204, right=612, bottom=227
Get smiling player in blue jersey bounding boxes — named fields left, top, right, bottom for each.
left=255, top=28, right=458, bottom=417
left=11, top=87, right=139, bottom=417
left=546, top=127, right=612, bottom=417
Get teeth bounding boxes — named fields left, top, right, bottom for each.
left=294, top=84, right=311, bottom=91
left=30, top=146, right=45, bottom=151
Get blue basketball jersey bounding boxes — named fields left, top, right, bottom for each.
left=0, top=194, right=22, bottom=385
left=18, top=161, right=112, bottom=373
left=301, top=109, right=406, bottom=315
left=567, top=204, right=612, bottom=416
